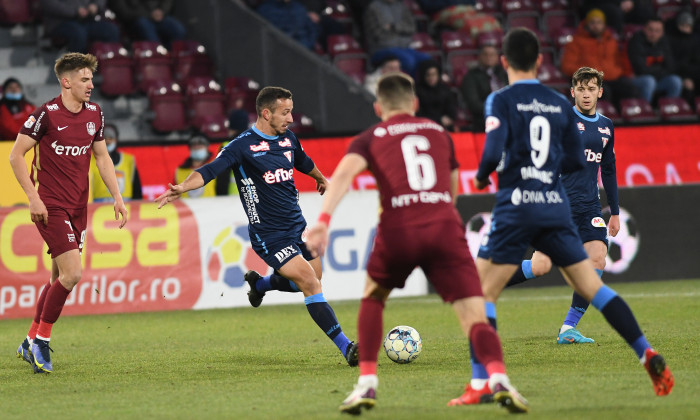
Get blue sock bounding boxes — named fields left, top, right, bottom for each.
left=563, top=270, right=601, bottom=329
left=304, top=293, right=351, bottom=355
left=470, top=302, right=497, bottom=380
left=257, top=272, right=300, bottom=293
left=505, top=260, right=536, bottom=288
left=591, top=285, right=649, bottom=358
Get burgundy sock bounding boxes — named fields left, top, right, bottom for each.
left=41, top=280, right=71, bottom=324
left=469, top=322, right=506, bottom=375
left=357, top=297, right=385, bottom=375
left=28, top=281, right=52, bottom=339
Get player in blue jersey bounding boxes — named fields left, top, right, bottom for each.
left=503, top=67, right=621, bottom=345
left=454, top=28, right=673, bottom=406
left=156, top=86, right=359, bottom=366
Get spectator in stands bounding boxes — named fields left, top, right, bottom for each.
left=363, top=0, right=429, bottom=77
left=415, top=60, right=456, bottom=131
left=459, top=45, right=506, bottom=132
left=175, top=135, right=216, bottom=198
left=627, top=16, right=682, bottom=103
left=0, top=78, right=36, bottom=141
left=579, top=1, right=654, bottom=35
left=108, top=0, right=186, bottom=49
left=297, top=0, right=347, bottom=51
left=416, top=1, right=475, bottom=17
left=561, top=9, right=640, bottom=109
left=257, top=0, right=318, bottom=50
left=665, top=11, right=700, bottom=105
left=91, top=124, right=142, bottom=202
left=364, top=55, right=402, bottom=95
left=40, top=0, right=120, bottom=53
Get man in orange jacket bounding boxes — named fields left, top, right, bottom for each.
left=560, top=8, right=640, bottom=108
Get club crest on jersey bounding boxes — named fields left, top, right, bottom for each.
left=278, top=138, right=292, bottom=147
left=24, top=115, right=36, bottom=129
left=284, top=151, right=292, bottom=162
left=601, top=137, right=609, bottom=147
left=591, top=217, right=606, bottom=227
left=86, top=122, right=96, bottom=136
left=577, top=122, right=585, bottom=131
left=598, top=126, right=611, bottom=136
left=485, top=116, right=500, bottom=133
left=250, top=141, right=270, bottom=152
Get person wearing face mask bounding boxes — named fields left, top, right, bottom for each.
left=90, top=123, right=142, bottom=202
left=174, top=135, right=216, bottom=198
left=0, top=78, right=36, bottom=140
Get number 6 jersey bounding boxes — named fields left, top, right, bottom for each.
left=347, top=114, right=461, bottom=229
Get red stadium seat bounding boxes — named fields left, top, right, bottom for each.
left=323, top=0, right=353, bottom=32
left=197, top=114, right=230, bottom=140
left=596, top=100, right=623, bottom=124
left=0, top=0, right=35, bottom=24
left=170, top=40, right=214, bottom=82
left=447, top=50, right=479, bottom=86
left=440, top=31, right=477, bottom=54
left=224, top=76, right=260, bottom=113
left=90, top=42, right=135, bottom=96
left=501, top=0, right=537, bottom=13
left=147, top=80, right=188, bottom=132
left=551, top=26, right=576, bottom=49
left=410, top=32, right=442, bottom=62
left=326, top=34, right=364, bottom=59
left=539, top=0, right=570, bottom=13
left=132, top=41, right=173, bottom=93
left=543, top=10, right=576, bottom=40
left=657, top=97, right=696, bottom=122
left=506, top=11, right=540, bottom=31
left=475, top=0, right=499, bottom=14
left=477, top=30, right=504, bottom=48
left=184, top=77, right=226, bottom=127
left=537, top=63, right=569, bottom=90
left=619, top=98, right=660, bottom=123
left=334, top=55, right=367, bottom=84
left=288, top=113, right=315, bottom=135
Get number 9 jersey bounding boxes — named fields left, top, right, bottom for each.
left=476, top=80, right=585, bottom=227
left=347, top=114, right=461, bottom=229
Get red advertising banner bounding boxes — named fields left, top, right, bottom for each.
left=0, top=201, right=202, bottom=319
left=120, top=124, right=700, bottom=200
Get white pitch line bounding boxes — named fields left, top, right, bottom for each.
left=394, top=290, right=700, bottom=304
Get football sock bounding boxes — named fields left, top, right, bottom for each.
left=470, top=302, right=498, bottom=382
left=561, top=270, right=601, bottom=332
left=358, top=297, right=385, bottom=375
left=305, top=293, right=351, bottom=354
left=470, top=322, right=506, bottom=376
left=257, top=272, right=300, bottom=293
left=591, top=285, right=649, bottom=358
left=505, top=260, right=536, bottom=288
left=28, top=281, right=52, bottom=340
left=36, top=280, right=72, bottom=340
left=358, top=374, right=378, bottom=389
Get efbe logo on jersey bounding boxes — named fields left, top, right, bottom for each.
left=464, top=208, right=640, bottom=274
left=205, top=224, right=270, bottom=288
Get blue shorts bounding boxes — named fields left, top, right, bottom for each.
left=251, top=233, right=314, bottom=271
left=477, top=219, right=588, bottom=267
left=571, top=210, right=609, bottom=247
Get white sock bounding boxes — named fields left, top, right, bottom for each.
left=470, top=378, right=488, bottom=390
left=488, top=373, right=510, bottom=392
left=559, top=325, right=574, bottom=334
left=358, top=374, right=378, bottom=388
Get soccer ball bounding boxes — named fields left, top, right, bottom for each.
left=602, top=207, right=640, bottom=274
left=205, top=224, right=269, bottom=288
left=384, top=325, right=422, bottom=364
left=465, top=212, right=492, bottom=259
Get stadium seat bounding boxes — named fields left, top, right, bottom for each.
left=132, top=41, right=173, bottom=93
left=596, top=100, right=623, bottom=124
left=440, top=31, right=477, bottom=54
left=537, top=63, right=569, bottom=90
left=656, top=6, right=682, bottom=21
left=657, top=97, right=696, bottom=122
left=453, top=106, right=474, bottom=131
left=447, top=51, right=478, bottom=86
left=184, top=76, right=226, bottom=127
left=551, top=26, right=576, bottom=49
left=622, top=24, right=644, bottom=40
left=90, top=42, right=135, bottom=96
left=326, top=34, right=364, bottom=59
left=197, top=114, right=230, bottom=140
left=322, top=0, right=353, bottom=33
left=147, top=80, right=188, bottom=132
left=334, top=55, right=367, bottom=84
left=505, top=11, right=540, bottom=31
left=0, top=0, right=35, bottom=24
left=543, top=10, right=576, bottom=40
left=224, top=76, right=260, bottom=113
left=288, top=113, right=315, bottom=135
left=501, top=0, right=537, bottom=13
left=171, top=40, right=214, bottom=82
left=475, top=0, right=499, bottom=13
left=539, top=0, right=569, bottom=13
left=410, top=32, right=442, bottom=62
left=619, top=98, right=660, bottom=123
left=476, top=30, right=503, bottom=48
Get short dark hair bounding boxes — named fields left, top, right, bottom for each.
left=376, top=72, right=415, bottom=110
left=256, top=86, right=292, bottom=116
left=572, top=67, right=604, bottom=88
left=502, top=28, right=539, bottom=72
left=645, top=16, right=663, bottom=26
left=54, top=52, right=98, bottom=81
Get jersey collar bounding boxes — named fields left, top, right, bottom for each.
left=572, top=106, right=599, bottom=122
left=512, top=79, right=541, bottom=85
left=251, top=124, right=279, bottom=140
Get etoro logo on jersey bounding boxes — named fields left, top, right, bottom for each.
left=51, top=140, right=91, bottom=156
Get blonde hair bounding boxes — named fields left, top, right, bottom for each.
left=376, top=72, right=415, bottom=111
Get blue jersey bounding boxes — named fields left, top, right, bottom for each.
left=563, top=107, right=619, bottom=216
left=196, top=125, right=316, bottom=243
left=476, top=80, right=585, bottom=227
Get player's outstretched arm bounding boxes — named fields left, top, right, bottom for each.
left=155, top=171, right=205, bottom=209
left=307, top=153, right=367, bottom=257
left=9, top=134, right=48, bottom=225
left=93, top=140, right=128, bottom=228
left=305, top=165, right=329, bottom=195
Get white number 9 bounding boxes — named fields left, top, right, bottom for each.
left=529, top=115, right=551, bottom=169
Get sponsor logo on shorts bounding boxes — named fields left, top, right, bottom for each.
left=485, top=116, right=500, bottom=133
left=47, top=104, right=59, bottom=111
left=274, top=245, right=298, bottom=263
left=577, top=122, right=585, bottom=131
left=278, top=138, right=292, bottom=147
left=250, top=141, right=270, bottom=152
left=591, top=217, right=606, bottom=227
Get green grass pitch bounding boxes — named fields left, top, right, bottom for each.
left=1, top=279, right=698, bottom=419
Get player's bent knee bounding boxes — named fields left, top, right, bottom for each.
left=60, top=270, right=82, bottom=289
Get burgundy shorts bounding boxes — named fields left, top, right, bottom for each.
left=35, top=207, right=88, bottom=257
left=367, top=218, right=483, bottom=303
